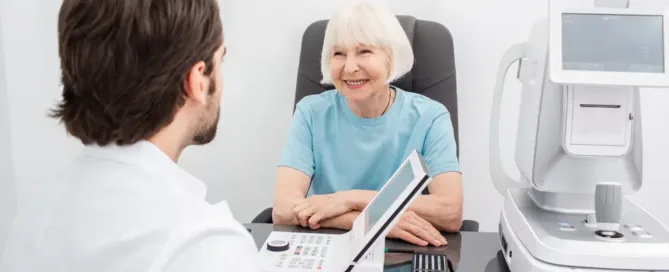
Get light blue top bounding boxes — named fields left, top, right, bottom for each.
left=279, top=87, right=460, bottom=196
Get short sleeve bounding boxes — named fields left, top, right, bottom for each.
left=423, top=109, right=460, bottom=177
left=278, top=104, right=315, bottom=177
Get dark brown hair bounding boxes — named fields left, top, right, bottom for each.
left=51, top=0, right=223, bottom=146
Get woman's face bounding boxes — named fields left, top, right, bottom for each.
left=329, top=44, right=391, bottom=102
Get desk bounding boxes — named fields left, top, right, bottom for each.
left=244, top=223, right=510, bottom=272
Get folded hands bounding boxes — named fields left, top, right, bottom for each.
left=292, top=191, right=447, bottom=247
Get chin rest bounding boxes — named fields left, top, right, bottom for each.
left=251, top=208, right=479, bottom=232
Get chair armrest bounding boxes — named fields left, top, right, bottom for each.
left=252, top=207, right=274, bottom=224
left=460, top=219, right=479, bottom=232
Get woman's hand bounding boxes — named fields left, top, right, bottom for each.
left=293, top=192, right=355, bottom=229
left=387, top=211, right=447, bottom=247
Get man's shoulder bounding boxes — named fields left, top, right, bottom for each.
left=66, top=153, right=147, bottom=179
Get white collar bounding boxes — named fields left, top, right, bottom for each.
left=79, top=140, right=207, bottom=199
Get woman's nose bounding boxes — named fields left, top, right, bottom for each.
left=343, top=56, right=359, bottom=73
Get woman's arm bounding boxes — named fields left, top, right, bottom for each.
left=330, top=181, right=463, bottom=232
left=271, top=166, right=311, bottom=225
left=408, top=172, right=463, bottom=232
left=272, top=103, right=315, bottom=225
left=317, top=210, right=361, bottom=230
left=414, top=107, right=463, bottom=232
left=295, top=189, right=367, bottom=229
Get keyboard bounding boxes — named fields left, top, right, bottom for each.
left=412, top=252, right=451, bottom=272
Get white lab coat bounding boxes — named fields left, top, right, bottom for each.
left=0, top=141, right=259, bottom=272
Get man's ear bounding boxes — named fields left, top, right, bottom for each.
left=184, top=61, right=209, bottom=105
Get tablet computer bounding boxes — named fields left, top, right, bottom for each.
left=345, top=149, right=431, bottom=271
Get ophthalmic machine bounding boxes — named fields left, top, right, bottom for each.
left=490, top=0, right=669, bottom=271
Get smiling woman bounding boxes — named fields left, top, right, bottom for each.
left=319, top=0, right=413, bottom=84
left=319, top=0, right=413, bottom=118
left=272, top=0, right=463, bottom=248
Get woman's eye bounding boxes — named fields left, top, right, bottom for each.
left=333, top=52, right=344, bottom=56
left=360, top=49, right=372, bottom=54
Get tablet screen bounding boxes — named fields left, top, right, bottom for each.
left=365, top=162, right=415, bottom=235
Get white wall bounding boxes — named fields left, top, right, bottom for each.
left=185, top=0, right=669, bottom=231
left=0, top=0, right=81, bottom=212
left=0, top=10, right=17, bottom=252
left=0, top=0, right=667, bottom=235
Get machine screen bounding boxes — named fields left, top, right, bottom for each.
left=561, top=13, right=664, bottom=73
left=365, top=162, right=415, bottom=235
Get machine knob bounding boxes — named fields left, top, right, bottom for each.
left=594, top=182, right=623, bottom=238
left=267, top=240, right=290, bottom=252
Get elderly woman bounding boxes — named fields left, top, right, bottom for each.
left=272, top=0, right=462, bottom=247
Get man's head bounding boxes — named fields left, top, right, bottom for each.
left=52, top=0, right=225, bottom=148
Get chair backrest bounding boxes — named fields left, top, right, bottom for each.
left=294, top=15, right=459, bottom=156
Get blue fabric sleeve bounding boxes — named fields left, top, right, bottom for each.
left=423, top=109, right=460, bottom=177
left=278, top=105, right=315, bottom=177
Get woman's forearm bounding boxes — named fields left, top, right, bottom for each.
left=408, top=195, right=462, bottom=232
left=272, top=167, right=312, bottom=225
left=346, top=190, right=377, bottom=210
left=318, top=211, right=362, bottom=230
left=272, top=196, right=304, bottom=225
left=341, top=189, right=462, bottom=232
left=409, top=173, right=464, bottom=232
left=272, top=208, right=295, bottom=225
left=312, top=190, right=372, bottom=229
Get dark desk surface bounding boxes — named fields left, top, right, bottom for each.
left=244, top=223, right=510, bottom=272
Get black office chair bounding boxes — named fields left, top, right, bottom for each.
left=253, top=15, right=478, bottom=233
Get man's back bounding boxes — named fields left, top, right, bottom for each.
left=0, top=141, right=258, bottom=272
left=6, top=0, right=261, bottom=270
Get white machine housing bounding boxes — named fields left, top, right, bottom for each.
left=258, top=150, right=432, bottom=272
left=491, top=0, right=669, bottom=271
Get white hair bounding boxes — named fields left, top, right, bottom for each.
left=320, top=0, right=414, bottom=85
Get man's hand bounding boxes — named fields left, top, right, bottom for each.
left=293, top=192, right=355, bottom=229
left=387, top=211, right=447, bottom=247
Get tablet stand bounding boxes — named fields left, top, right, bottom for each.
left=348, top=239, right=385, bottom=272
